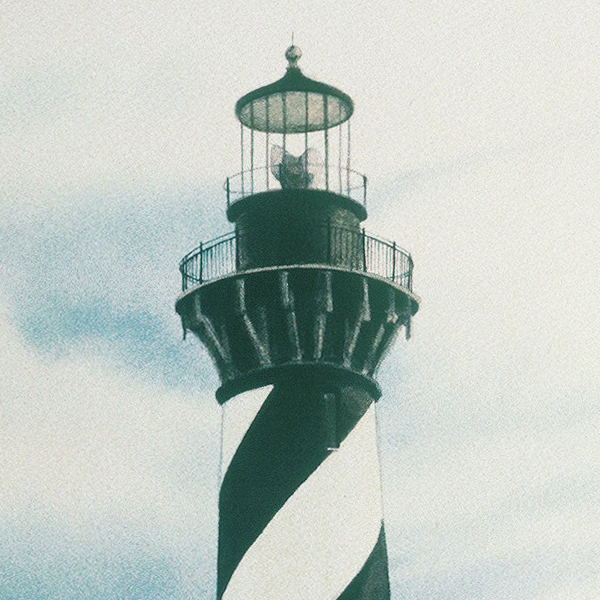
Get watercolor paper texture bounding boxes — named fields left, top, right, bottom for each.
left=1, top=2, right=599, bottom=598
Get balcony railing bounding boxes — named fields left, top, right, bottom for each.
left=179, top=226, right=413, bottom=292
left=225, top=164, right=368, bottom=208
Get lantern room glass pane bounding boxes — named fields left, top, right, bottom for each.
left=238, top=91, right=351, bottom=133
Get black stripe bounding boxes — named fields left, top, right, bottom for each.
left=338, top=524, right=390, bottom=600
left=217, top=372, right=375, bottom=598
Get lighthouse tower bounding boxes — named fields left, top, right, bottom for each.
left=176, top=47, right=419, bottom=600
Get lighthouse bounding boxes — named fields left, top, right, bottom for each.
left=176, top=46, right=419, bottom=600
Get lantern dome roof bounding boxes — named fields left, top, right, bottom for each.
left=235, top=46, right=354, bottom=134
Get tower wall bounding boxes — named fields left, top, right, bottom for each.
left=230, top=189, right=365, bottom=271
left=217, top=374, right=391, bottom=600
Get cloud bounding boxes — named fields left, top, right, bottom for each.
left=377, top=350, right=600, bottom=599
left=0, top=299, right=221, bottom=599
left=0, top=185, right=227, bottom=389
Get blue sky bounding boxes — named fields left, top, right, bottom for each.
left=1, top=1, right=600, bottom=598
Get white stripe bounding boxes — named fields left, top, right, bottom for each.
left=221, top=385, right=273, bottom=477
left=222, top=404, right=383, bottom=600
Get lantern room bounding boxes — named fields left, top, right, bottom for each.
left=226, top=46, right=366, bottom=209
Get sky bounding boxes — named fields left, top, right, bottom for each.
left=1, top=1, right=599, bottom=598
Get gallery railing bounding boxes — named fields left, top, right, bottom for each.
left=225, top=164, right=368, bottom=208
left=180, top=226, right=413, bottom=292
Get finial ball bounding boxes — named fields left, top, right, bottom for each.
left=285, top=45, right=302, bottom=68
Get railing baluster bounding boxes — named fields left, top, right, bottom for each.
left=338, top=117, right=342, bottom=194
left=250, top=103, right=255, bottom=195
left=198, top=242, right=203, bottom=284
left=240, top=124, right=245, bottom=197
left=362, top=228, right=367, bottom=272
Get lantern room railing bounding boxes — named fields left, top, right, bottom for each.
left=179, top=225, right=413, bottom=292
left=225, top=164, right=368, bottom=208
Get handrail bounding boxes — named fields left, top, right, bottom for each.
left=179, top=226, right=413, bottom=292
left=224, top=164, right=368, bottom=208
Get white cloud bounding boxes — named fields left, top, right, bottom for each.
left=0, top=299, right=221, bottom=597
left=378, top=385, right=600, bottom=598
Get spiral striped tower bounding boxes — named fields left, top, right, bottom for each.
left=176, top=46, right=419, bottom=600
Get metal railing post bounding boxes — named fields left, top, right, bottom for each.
left=250, top=104, right=255, bottom=195
left=198, top=242, right=203, bottom=284
left=266, top=95, right=270, bottom=191
left=392, top=242, right=396, bottom=281
left=346, top=166, right=350, bottom=197
left=179, top=262, right=186, bottom=291
left=362, top=228, right=367, bottom=271
left=363, top=175, right=367, bottom=207
left=408, top=254, right=413, bottom=290
left=240, top=124, right=245, bottom=197
left=324, top=94, right=329, bottom=191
